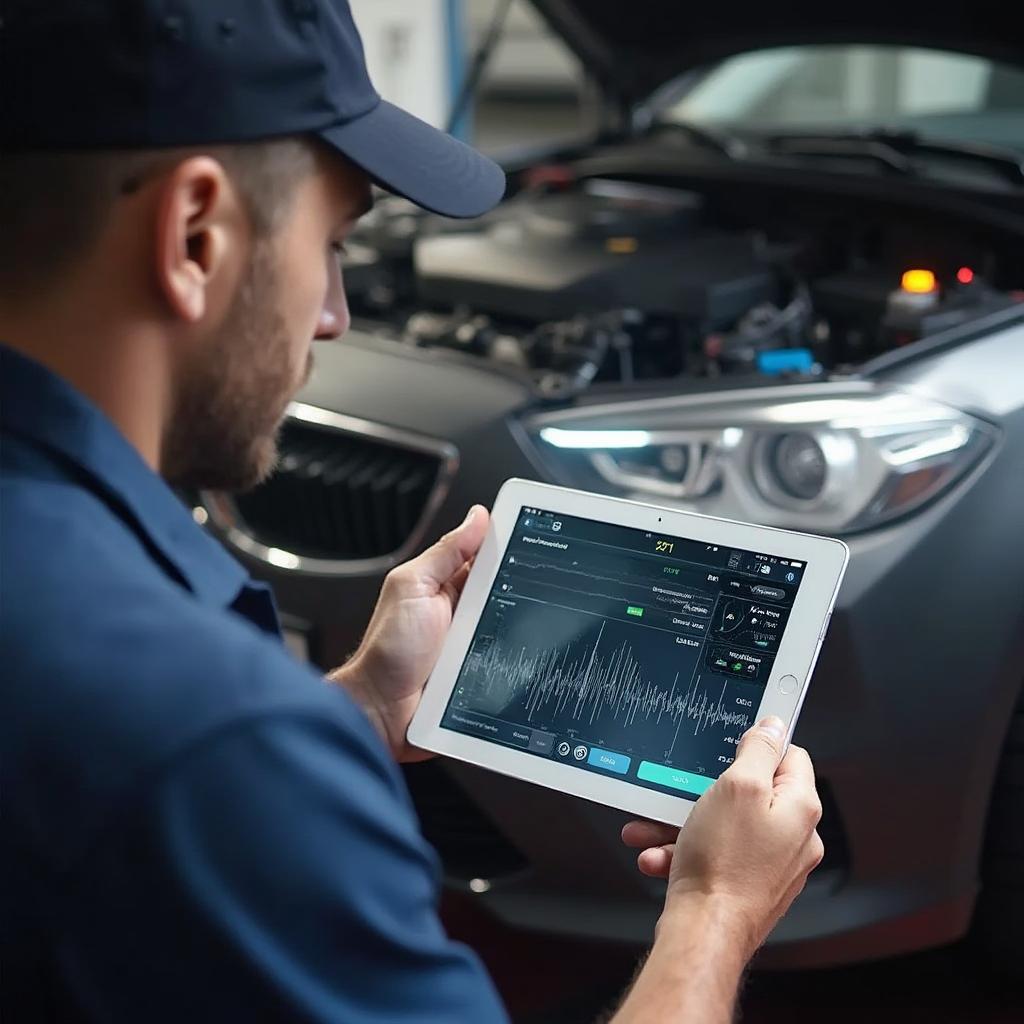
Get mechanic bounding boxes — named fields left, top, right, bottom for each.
left=0, top=2, right=824, bottom=1021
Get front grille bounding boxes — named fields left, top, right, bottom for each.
left=230, top=417, right=447, bottom=562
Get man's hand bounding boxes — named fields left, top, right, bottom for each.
left=328, top=506, right=488, bottom=762
left=621, top=716, right=823, bottom=959
left=611, top=717, right=822, bottom=1023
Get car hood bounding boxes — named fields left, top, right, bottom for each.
left=529, top=0, right=1024, bottom=106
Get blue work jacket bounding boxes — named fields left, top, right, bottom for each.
left=0, top=345, right=507, bottom=1023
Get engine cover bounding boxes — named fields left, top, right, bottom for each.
left=414, top=184, right=776, bottom=328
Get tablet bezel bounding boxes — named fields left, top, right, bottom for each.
left=408, top=479, right=849, bottom=826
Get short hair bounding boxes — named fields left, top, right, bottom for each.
left=0, top=137, right=316, bottom=296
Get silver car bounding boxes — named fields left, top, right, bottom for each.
left=200, top=4, right=1024, bottom=975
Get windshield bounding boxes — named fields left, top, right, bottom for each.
left=659, top=45, right=1024, bottom=152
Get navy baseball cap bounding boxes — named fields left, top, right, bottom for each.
left=0, top=0, right=505, bottom=219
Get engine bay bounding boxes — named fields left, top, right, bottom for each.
left=343, top=170, right=1023, bottom=398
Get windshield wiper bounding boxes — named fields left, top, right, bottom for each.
left=645, top=119, right=749, bottom=160
left=763, top=128, right=1024, bottom=185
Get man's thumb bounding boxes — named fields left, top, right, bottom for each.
left=733, top=715, right=787, bottom=777
left=415, top=505, right=488, bottom=586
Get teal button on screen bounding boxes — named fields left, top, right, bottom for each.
left=638, top=761, right=716, bottom=796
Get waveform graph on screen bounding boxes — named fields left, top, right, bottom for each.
left=454, top=597, right=762, bottom=765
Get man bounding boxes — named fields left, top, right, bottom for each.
left=0, top=2, right=824, bottom=1021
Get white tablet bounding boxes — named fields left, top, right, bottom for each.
left=409, top=479, right=848, bottom=826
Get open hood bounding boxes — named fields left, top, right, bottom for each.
left=529, top=0, right=1024, bottom=108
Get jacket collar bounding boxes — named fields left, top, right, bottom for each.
left=1, top=344, right=250, bottom=607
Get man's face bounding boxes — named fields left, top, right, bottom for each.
left=163, top=151, right=371, bottom=492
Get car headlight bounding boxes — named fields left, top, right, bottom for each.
left=527, top=383, right=997, bottom=533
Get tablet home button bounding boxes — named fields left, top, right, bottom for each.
left=778, top=673, right=799, bottom=694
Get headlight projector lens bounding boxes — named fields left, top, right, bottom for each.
left=769, top=432, right=827, bottom=500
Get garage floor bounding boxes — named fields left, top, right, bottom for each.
left=442, top=894, right=1023, bottom=1023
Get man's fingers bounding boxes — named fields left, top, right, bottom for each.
left=730, top=715, right=787, bottom=783
left=451, top=560, right=474, bottom=597
left=408, top=506, right=488, bottom=589
left=442, top=560, right=473, bottom=605
left=637, top=845, right=674, bottom=879
left=623, top=821, right=678, bottom=879
left=772, top=743, right=816, bottom=792
left=771, top=744, right=822, bottom=827
left=622, top=820, right=679, bottom=849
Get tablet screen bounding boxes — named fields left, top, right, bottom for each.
left=440, top=506, right=808, bottom=799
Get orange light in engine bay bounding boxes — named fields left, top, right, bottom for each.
left=900, top=269, right=938, bottom=294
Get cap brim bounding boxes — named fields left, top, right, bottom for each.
left=319, top=100, right=506, bottom=219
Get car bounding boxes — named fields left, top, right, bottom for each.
left=196, top=3, right=1024, bottom=974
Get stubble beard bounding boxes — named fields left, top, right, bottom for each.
left=162, top=245, right=311, bottom=493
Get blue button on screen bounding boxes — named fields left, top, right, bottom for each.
left=587, top=746, right=631, bottom=774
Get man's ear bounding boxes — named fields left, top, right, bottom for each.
left=153, top=156, right=245, bottom=324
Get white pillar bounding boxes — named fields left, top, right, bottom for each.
left=349, top=0, right=461, bottom=132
